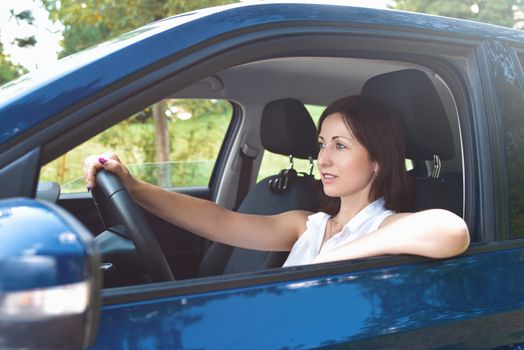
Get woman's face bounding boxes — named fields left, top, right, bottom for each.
left=317, top=113, right=378, bottom=201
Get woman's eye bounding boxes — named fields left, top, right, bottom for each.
left=317, top=142, right=325, bottom=149
left=336, top=143, right=346, bottom=150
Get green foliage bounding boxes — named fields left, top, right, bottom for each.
left=393, top=0, right=524, bottom=28
left=40, top=99, right=233, bottom=192
left=38, top=0, right=239, bottom=191
left=11, top=9, right=35, bottom=25
left=172, top=99, right=230, bottom=119
left=42, top=0, right=238, bottom=58
left=13, top=36, right=37, bottom=48
left=0, top=8, right=35, bottom=84
left=0, top=44, right=25, bottom=85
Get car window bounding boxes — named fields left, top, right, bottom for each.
left=504, top=54, right=524, bottom=238
left=257, top=104, right=323, bottom=181
left=39, top=99, right=233, bottom=193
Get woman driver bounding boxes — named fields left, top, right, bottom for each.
left=84, top=95, right=469, bottom=267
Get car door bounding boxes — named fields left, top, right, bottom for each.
left=92, top=248, right=524, bottom=349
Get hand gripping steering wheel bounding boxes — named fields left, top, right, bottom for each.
left=92, top=170, right=174, bottom=282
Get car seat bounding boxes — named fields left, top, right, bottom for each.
left=361, top=69, right=463, bottom=216
left=198, top=98, right=319, bottom=277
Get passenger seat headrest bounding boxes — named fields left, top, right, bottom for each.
left=361, top=69, right=455, bottom=160
left=260, top=98, right=318, bottom=159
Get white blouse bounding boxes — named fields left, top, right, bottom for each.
left=283, top=197, right=394, bottom=267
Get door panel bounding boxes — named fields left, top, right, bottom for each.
left=92, top=248, right=524, bottom=349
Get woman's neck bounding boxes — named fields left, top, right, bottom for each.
left=333, top=193, right=373, bottom=230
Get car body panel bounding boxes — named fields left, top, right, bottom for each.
left=92, top=248, right=524, bottom=349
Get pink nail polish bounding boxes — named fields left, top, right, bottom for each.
left=98, top=157, right=107, bottom=165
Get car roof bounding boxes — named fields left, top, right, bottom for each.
left=1, top=1, right=522, bottom=145
left=173, top=57, right=420, bottom=107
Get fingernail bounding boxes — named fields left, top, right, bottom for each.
left=87, top=185, right=91, bottom=192
left=98, top=157, right=107, bottom=165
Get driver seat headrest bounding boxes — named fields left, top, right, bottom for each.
left=361, top=69, right=454, bottom=161
left=260, top=98, right=318, bottom=159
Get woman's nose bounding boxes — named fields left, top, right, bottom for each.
left=317, top=148, right=331, bottom=167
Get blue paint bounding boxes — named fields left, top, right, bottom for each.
left=90, top=249, right=524, bottom=349
left=0, top=198, right=89, bottom=290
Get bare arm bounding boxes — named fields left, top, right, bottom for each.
left=128, top=179, right=307, bottom=251
left=84, top=153, right=308, bottom=251
left=312, top=209, right=470, bottom=264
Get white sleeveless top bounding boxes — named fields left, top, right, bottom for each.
left=283, top=197, right=394, bottom=267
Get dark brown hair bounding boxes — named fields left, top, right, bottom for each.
left=317, top=95, right=412, bottom=214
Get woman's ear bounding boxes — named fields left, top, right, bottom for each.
left=374, top=162, right=380, bottom=174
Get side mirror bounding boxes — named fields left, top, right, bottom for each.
left=0, top=198, right=101, bottom=349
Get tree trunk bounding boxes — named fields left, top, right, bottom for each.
left=57, top=153, right=67, bottom=184
left=152, top=100, right=171, bottom=187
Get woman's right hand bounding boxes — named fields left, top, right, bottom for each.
left=83, top=152, right=135, bottom=192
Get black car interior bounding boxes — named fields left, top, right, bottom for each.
left=199, top=68, right=464, bottom=277
left=361, top=69, right=463, bottom=217
left=199, top=98, right=319, bottom=277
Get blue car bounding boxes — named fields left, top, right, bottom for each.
left=1, top=2, right=524, bottom=349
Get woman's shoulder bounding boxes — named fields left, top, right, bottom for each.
left=287, top=211, right=331, bottom=238
left=378, top=212, right=411, bottom=229
left=287, top=210, right=329, bottom=223
left=281, top=210, right=329, bottom=239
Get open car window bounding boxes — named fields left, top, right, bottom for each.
left=39, top=98, right=233, bottom=193
left=37, top=54, right=466, bottom=289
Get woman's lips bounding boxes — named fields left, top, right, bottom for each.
left=321, top=172, right=337, bottom=184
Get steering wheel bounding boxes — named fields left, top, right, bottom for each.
left=92, top=170, right=174, bottom=282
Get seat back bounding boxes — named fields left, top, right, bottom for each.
left=198, top=98, right=319, bottom=277
left=361, top=69, right=462, bottom=216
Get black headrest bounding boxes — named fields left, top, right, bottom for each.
left=361, top=69, right=454, bottom=160
left=260, top=98, right=318, bottom=159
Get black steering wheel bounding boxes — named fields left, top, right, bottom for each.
left=92, top=170, right=174, bottom=282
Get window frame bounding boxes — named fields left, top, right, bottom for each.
left=106, top=48, right=474, bottom=298
left=27, top=28, right=481, bottom=299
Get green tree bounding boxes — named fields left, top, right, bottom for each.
left=42, top=0, right=238, bottom=182
left=0, top=9, right=36, bottom=84
left=392, top=0, right=524, bottom=28
left=0, top=45, right=23, bottom=85
left=42, top=0, right=238, bottom=57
